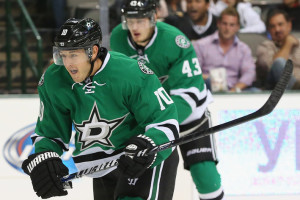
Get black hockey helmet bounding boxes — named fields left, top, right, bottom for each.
left=53, top=18, right=102, bottom=65
left=54, top=18, right=102, bottom=48
left=121, top=0, right=157, bottom=29
left=121, top=0, right=157, bottom=18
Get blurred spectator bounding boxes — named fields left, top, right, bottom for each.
left=256, top=9, right=300, bottom=90
left=209, top=0, right=227, bottom=16
left=193, top=7, right=256, bottom=92
left=278, top=0, right=300, bottom=31
left=156, top=0, right=169, bottom=19
left=164, top=0, right=217, bottom=40
left=209, top=0, right=266, bottom=33
left=165, top=0, right=186, bottom=17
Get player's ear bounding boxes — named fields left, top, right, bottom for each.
left=92, top=45, right=99, bottom=60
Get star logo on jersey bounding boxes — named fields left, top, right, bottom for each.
left=74, top=102, right=127, bottom=150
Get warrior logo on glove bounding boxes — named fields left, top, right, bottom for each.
left=25, top=152, right=59, bottom=173
left=22, top=151, right=69, bottom=199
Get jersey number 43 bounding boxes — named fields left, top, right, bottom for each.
left=182, top=58, right=202, bottom=77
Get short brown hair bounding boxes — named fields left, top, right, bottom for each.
left=266, top=9, right=290, bottom=28
left=218, top=7, right=240, bottom=25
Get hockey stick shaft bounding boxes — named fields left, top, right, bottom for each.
left=62, top=59, right=293, bottom=185
left=62, top=159, right=118, bottom=188
left=148, top=59, right=293, bottom=155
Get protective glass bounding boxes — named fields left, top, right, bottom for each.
left=53, top=46, right=92, bottom=66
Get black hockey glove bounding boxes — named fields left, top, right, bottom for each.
left=21, top=151, right=69, bottom=199
left=118, top=134, right=157, bottom=178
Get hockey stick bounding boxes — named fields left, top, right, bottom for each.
left=148, top=59, right=293, bottom=155
left=62, top=59, right=293, bottom=187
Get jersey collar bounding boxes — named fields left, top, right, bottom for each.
left=94, top=52, right=110, bottom=76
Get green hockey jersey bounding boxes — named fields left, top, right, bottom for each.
left=110, top=22, right=213, bottom=126
left=33, top=50, right=179, bottom=177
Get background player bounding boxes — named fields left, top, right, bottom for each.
left=110, top=0, right=225, bottom=199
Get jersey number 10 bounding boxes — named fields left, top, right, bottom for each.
left=154, top=87, right=174, bottom=111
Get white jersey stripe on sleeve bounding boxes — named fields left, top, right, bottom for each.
left=170, top=85, right=209, bottom=104
left=170, top=86, right=213, bottom=125
left=31, top=133, right=69, bottom=150
left=145, top=119, right=179, bottom=141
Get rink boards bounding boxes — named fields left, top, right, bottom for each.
left=1, top=92, right=299, bottom=200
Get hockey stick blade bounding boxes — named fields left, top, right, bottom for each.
left=147, top=59, right=293, bottom=155
left=61, top=60, right=293, bottom=185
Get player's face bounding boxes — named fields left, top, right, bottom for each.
left=60, top=49, right=91, bottom=83
left=217, top=15, right=240, bottom=41
left=186, top=0, right=209, bottom=23
left=126, top=17, right=154, bottom=46
left=268, top=14, right=291, bottom=44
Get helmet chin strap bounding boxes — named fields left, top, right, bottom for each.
left=86, top=59, right=95, bottom=80
left=85, top=45, right=101, bottom=81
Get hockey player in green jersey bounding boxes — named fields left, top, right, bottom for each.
left=110, top=0, right=225, bottom=199
left=21, top=18, right=180, bottom=200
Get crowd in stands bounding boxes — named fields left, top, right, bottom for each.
left=44, top=0, right=300, bottom=92
left=163, top=0, right=300, bottom=92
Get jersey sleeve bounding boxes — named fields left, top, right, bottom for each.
left=126, top=63, right=179, bottom=167
left=166, top=35, right=213, bottom=125
left=33, top=71, right=73, bottom=155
